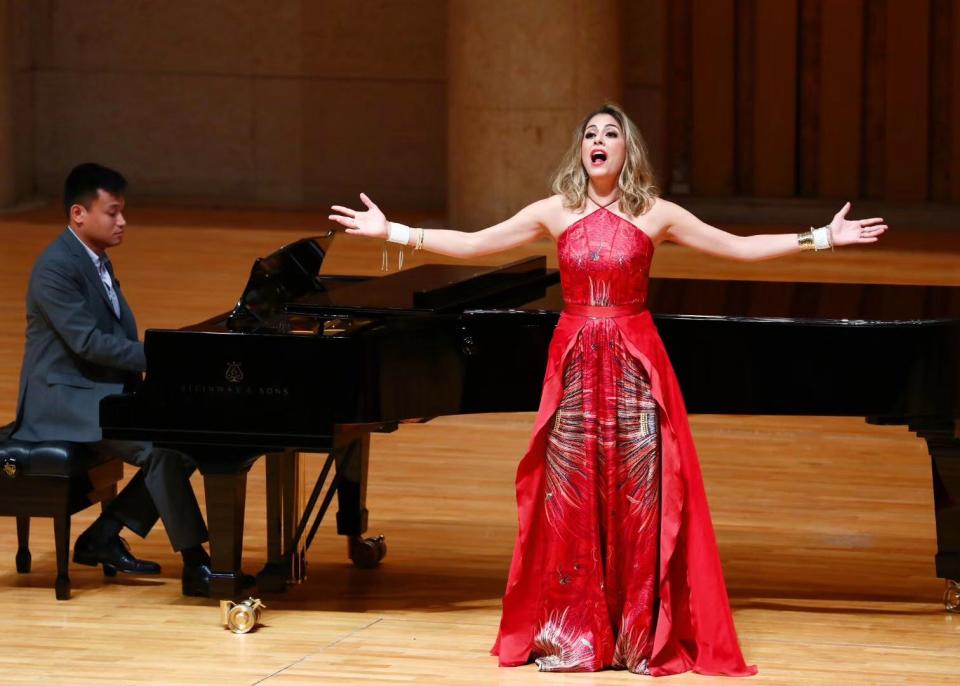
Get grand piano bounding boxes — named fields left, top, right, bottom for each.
left=100, top=233, right=960, bottom=610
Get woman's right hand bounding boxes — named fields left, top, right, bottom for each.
left=329, top=193, right=389, bottom=239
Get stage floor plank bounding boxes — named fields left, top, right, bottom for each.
left=0, top=206, right=958, bottom=685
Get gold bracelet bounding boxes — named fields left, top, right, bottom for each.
left=798, top=230, right=815, bottom=251
left=414, top=227, right=425, bottom=251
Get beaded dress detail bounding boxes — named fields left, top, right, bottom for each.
left=492, top=207, right=756, bottom=677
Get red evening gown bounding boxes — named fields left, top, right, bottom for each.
left=492, top=206, right=756, bottom=676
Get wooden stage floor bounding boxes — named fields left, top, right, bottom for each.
left=0, top=205, right=958, bottom=684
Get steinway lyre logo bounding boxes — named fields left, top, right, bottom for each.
left=225, top=361, right=244, bottom=384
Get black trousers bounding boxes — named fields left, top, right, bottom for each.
left=91, top=440, right=208, bottom=552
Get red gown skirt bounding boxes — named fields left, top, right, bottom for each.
left=492, top=306, right=756, bottom=676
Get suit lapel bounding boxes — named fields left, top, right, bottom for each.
left=61, top=229, right=121, bottom=321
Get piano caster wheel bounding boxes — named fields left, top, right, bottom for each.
left=349, top=535, right=386, bottom=569
left=945, top=580, right=960, bottom=613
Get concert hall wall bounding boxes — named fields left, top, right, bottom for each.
left=2, top=0, right=448, bottom=212
left=0, top=1, right=957, bottom=217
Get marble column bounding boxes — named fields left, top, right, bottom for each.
left=447, top=0, right=622, bottom=230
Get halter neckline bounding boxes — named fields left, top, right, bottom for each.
left=586, top=193, right=619, bottom=210
left=556, top=206, right=655, bottom=249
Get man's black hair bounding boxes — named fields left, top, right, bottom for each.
left=63, top=163, right=127, bottom=216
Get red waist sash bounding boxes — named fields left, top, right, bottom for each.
left=563, top=302, right=647, bottom=318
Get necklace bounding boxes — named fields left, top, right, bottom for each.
left=586, top=191, right=619, bottom=212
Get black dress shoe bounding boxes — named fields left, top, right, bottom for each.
left=182, top=562, right=213, bottom=597
left=73, top=534, right=162, bottom=576
left=182, top=563, right=255, bottom=597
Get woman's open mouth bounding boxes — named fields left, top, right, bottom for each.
left=590, top=150, right=607, bottom=167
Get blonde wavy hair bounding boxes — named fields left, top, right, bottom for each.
left=551, top=103, right=658, bottom=217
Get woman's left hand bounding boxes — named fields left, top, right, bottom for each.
left=829, top=202, right=887, bottom=247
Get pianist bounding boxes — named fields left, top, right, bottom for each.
left=330, top=103, right=886, bottom=676
left=7, top=163, right=215, bottom=596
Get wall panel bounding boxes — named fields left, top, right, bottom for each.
left=817, top=0, right=864, bottom=200
left=953, top=1, right=960, bottom=201
left=752, top=0, right=798, bottom=196
left=734, top=0, right=755, bottom=194
left=34, top=72, right=257, bottom=200
left=797, top=0, right=822, bottom=197
left=884, top=0, right=930, bottom=201
left=661, top=0, right=960, bottom=205
left=623, top=0, right=668, bottom=186
left=930, top=0, right=953, bottom=202
left=30, top=0, right=448, bottom=210
left=303, top=81, right=446, bottom=212
left=666, top=0, right=693, bottom=193
left=691, top=0, right=735, bottom=195
left=861, top=0, right=886, bottom=199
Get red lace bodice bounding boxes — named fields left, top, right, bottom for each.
left=557, top=207, right=654, bottom=308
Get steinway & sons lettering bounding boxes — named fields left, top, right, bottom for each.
left=179, top=383, right=290, bottom=397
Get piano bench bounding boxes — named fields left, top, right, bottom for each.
left=0, top=440, right=123, bottom=600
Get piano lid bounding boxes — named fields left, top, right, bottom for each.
left=288, top=256, right=559, bottom=317
left=227, top=232, right=336, bottom=331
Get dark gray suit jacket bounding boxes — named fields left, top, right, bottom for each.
left=10, top=229, right=145, bottom=443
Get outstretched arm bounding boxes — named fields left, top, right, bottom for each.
left=329, top=193, right=549, bottom=259
left=663, top=201, right=887, bottom=261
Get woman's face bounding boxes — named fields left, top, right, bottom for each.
left=580, top=113, right=626, bottom=182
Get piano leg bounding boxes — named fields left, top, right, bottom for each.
left=202, top=470, right=250, bottom=599
left=286, top=450, right=308, bottom=582
left=334, top=433, right=386, bottom=568
left=915, top=421, right=960, bottom=612
left=258, top=450, right=307, bottom=592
